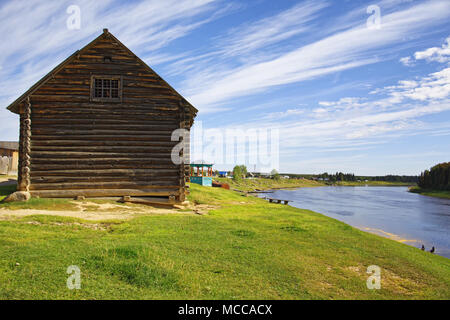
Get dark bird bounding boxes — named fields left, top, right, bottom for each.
left=430, top=247, right=435, bottom=253
left=421, top=245, right=425, bottom=251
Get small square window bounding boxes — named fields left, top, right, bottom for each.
left=91, top=76, right=122, bottom=101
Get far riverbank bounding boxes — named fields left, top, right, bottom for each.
left=216, top=177, right=415, bottom=193
left=409, top=186, right=450, bottom=199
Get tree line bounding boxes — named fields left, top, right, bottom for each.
left=224, top=166, right=422, bottom=184
left=314, top=172, right=418, bottom=183
left=418, top=162, right=450, bottom=191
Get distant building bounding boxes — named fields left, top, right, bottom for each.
left=218, top=171, right=228, bottom=177
left=0, top=141, right=19, bottom=175
left=259, top=172, right=271, bottom=178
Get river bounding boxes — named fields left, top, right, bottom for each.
left=261, top=186, right=450, bottom=258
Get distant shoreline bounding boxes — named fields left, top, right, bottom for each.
left=215, top=177, right=415, bottom=193
left=409, top=186, right=450, bottom=199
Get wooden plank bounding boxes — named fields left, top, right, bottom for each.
left=30, top=175, right=179, bottom=184
left=31, top=135, right=173, bottom=141
left=31, top=163, right=179, bottom=170
left=30, top=146, right=174, bottom=152
left=30, top=181, right=179, bottom=190
left=31, top=188, right=180, bottom=198
left=31, top=152, right=172, bottom=159
left=31, top=140, right=177, bottom=147
left=30, top=168, right=179, bottom=176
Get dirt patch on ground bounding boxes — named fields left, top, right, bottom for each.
left=0, top=200, right=219, bottom=221
left=190, top=204, right=218, bottom=215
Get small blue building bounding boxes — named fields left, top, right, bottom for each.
left=190, top=163, right=213, bottom=187
left=218, top=171, right=228, bottom=177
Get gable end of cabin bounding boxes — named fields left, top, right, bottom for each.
left=7, top=29, right=197, bottom=203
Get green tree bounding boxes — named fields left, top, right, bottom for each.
left=418, top=162, right=450, bottom=190
left=239, top=165, right=248, bottom=178
left=232, top=165, right=243, bottom=181
left=271, top=169, right=280, bottom=180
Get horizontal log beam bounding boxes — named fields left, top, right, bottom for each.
left=30, top=175, right=179, bottom=184
left=30, top=188, right=181, bottom=198
left=30, top=168, right=180, bottom=176
left=31, top=135, right=173, bottom=142
left=30, top=152, right=172, bottom=159
left=31, top=140, right=177, bottom=147
left=30, top=146, right=175, bottom=152
left=30, top=181, right=180, bottom=190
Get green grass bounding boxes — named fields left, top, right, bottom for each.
left=0, top=184, right=79, bottom=210
left=0, top=184, right=17, bottom=202
left=216, top=177, right=324, bottom=192
left=0, top=183, right=448, bottom=299
left=0, top=198, right=80, bottom=211
left=409, top=186, right=450, bottom=199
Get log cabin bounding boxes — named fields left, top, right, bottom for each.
left=6, top=29, right=197, bottom=203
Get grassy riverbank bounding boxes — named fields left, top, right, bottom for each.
left=216, top=177, right=325, bottom=192
left=215, top=177, right=413, bottom=192
left=333, top=181, right=414, bottom=187
left=409, top=186, right=450, bottom=199
left=0, top=183, right=449, bottom=299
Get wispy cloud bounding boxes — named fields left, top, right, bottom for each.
left=215, top=1, right=329, bottom=57
left=198, top=49, right=450, bottom=156
left=0, top=0, right=227, bottom=139
left=186, top=0, right=450, bottom=111
left=0, top=0, right=226, bottom=94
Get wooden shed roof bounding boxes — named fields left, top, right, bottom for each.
left=6, top=29, right=198, bottom=115
left=0, top=141, right=19, bottom=151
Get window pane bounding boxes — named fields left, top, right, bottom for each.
left=93, top=77, right=120, bottom=99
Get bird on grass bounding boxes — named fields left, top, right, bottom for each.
left=430, top=246, right=435, bottom=254
left=421, top=245, right=425, bottom=251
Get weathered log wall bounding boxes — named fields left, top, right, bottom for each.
left=18, top=32, right=195, bottom=200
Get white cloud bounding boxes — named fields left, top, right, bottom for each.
left=210, top=62, right=450, bottom=157
left=400, top=56, right=415, bottom=66
left=400, top=36, right=450, bottom=66
left=0, top=0, right=226, bottom=140
left=372, top=67, right=450, bottom=103
left=414, top=37, right=450, bottom=63
left=186, top=0, right=450, bottom=111
left=216, top=1, right=329, bottom=57
left=318, top=97, right=366, bottom=109
left=262, top=108, right=305, bottom=120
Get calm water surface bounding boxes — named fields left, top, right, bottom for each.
left=263, top=186, right=450, bottom=258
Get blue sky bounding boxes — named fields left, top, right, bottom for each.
left=0, top=0, right=449, bottom=175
